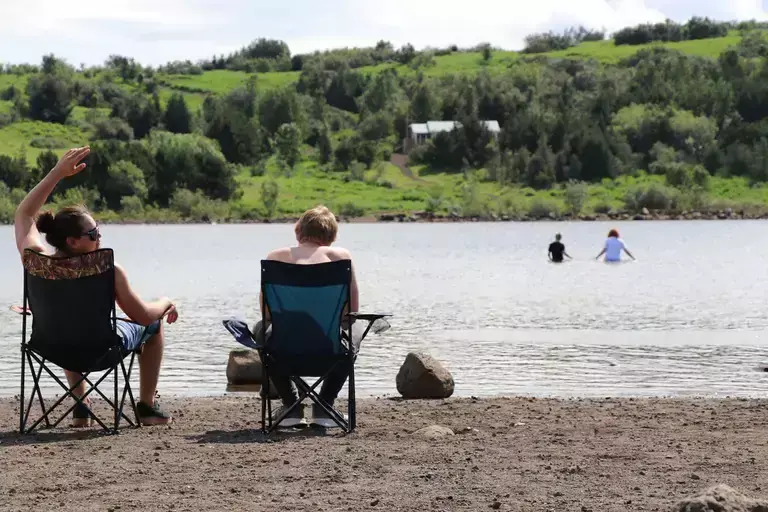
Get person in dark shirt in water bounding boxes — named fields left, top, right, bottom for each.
left=548, top=233, right=572, bottom=263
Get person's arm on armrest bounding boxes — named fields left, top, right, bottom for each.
left=14, top=147, right=90, bottom=256
left=114, top=264, right=178, bottom=326
left=349, top=258, right=359, bottom=313
left=258, top=290, right=270, bottom=321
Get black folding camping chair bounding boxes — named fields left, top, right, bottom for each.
left=19, top=248, right=142, bottom=434
left=223, top=259, right=391, bottom=434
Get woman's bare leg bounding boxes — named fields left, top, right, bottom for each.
left=64, top=369, right=89, bottom=427
left=138, top=327, right=164, bottom=406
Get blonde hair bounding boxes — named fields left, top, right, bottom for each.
left=294, top=205, right=338, bottom=245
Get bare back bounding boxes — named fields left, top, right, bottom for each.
left=266, top=245, right=350, bottom=265
left=263, top=243, right=359, bottom=313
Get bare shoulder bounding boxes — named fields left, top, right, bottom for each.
left=265, top=247, right=292, bottom=262
left=114, top=262, right=128, bottom=280
left=325, top=246, right=353, bottom=261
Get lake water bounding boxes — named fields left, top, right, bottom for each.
left=2, top=221, right=768, bottom=399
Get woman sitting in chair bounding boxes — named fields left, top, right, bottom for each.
left=13, top=146, right=178, bottom=427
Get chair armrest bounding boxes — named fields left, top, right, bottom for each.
left=347, top=312, right=392, bottom=322
left=345, top=312, right=392, bottom=339
left=222, top=317, right=263, bottom=350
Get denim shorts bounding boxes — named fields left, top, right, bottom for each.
left=116, top=319, right=161, bottom=351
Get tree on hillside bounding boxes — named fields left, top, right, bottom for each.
left=34, top=151, right=58, bottom=184
left=396, top=44, right=416, bottom=64
left=317, top=128, right=333, bottom=164
left=259, top=88, right=307, bottom=135
left=360, top=70, right=402, bottom=115
left=238, top=38, right=290, bottom=60
left=360, top=111, right=394, bottom=141
left=111, top=93, right=162, bottom=139
left=261, top=179, right=279, bottom=218
left=409, top=80, right=441, bottom=122
left=106, top=55, right=141, bottom=82
left=203, top=87, right=269, bottom=165
left=26, top=66, right=74, bottom=124
left=481, top=44, right=492, bottom=62
left=147, top=132, right=240, bottom=205
left=41, top=54, right=74, bottom=76
left=275, top=123, right=302, bottom=170
left=0, top=154, right=31, bottom=189
left=164, top=93, right=192, bottom=134
left=93, top=117, right=134, bottom=141
left=103, top=160, right=148, bottom=209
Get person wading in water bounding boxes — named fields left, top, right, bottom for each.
left=548, top=233, right=572, bottom=263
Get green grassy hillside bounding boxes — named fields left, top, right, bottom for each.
left=147, top=34, right=743, bottom=96
left=1, top=26, right=767, bottom=222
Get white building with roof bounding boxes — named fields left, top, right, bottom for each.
left=404, top=120, right=500, bottom=152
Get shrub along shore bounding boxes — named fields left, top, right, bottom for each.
left=48, top=207, right=759, bottom=226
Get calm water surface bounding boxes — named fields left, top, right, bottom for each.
left=2, top=221, right=768, bottom=398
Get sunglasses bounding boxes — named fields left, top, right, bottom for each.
left=82, top=225, right=101, bottom=241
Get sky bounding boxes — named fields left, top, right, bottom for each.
left=1, top=0, right=767, bottom=67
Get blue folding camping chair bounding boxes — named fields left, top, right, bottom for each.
left=223, top=259, right=390, bottom=434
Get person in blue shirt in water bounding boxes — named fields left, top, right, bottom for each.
left=595, top=229, right=636, bottom=262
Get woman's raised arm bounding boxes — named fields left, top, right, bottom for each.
left=14, top=146, right=90, bottom=256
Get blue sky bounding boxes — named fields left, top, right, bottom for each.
left=1, top=0, right=767, bottom=67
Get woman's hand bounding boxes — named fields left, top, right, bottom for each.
left=164, top=303, right=179, bottom=324
left=52, top=146, right=90, bottom=178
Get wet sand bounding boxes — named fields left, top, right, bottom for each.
left=0, top=395, right=767, bottom=511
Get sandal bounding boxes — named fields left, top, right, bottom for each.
left=137, top=401, right=172, bottom=426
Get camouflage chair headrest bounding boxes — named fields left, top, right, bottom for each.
left=23, top=249, right=114, bottom=280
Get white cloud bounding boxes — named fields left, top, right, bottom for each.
left=0, top=0, right=765, bottom=66
left=355, top=0, right=668, bottom=50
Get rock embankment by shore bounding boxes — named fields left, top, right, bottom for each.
left=373, top=206, right=758, bottom=223
left=7, top=205, right=761, bottom=227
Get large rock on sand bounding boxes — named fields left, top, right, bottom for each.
left=396, top=352, right=454, bottom=399
left=675, top=485, right=768, bottom=512
left=227, top=349, right=264, bottom=384
left=226, top=349, right=280, bottom=399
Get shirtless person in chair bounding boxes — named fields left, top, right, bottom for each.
left=256, top=205, right=360, bottom=428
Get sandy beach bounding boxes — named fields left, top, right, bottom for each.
left=0, top=395, right=767, bottom=511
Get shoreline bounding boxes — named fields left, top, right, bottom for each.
left=1, top=395, right=767, bottom=510
left=2, top=208, right=765, bottom=226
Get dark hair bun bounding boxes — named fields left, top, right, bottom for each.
left=35, top=211, right=56, bottom=234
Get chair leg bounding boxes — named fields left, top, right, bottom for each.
left=19, top=348, right=26, bottom=434
left=261, top=363, right=270, bottom=435
left=120, top=355, right=139, bottom=427
left=85, top=370, right=135, bottom=431
left=22, top=354, right=48, bottom=433
left=290, top=368, right=351, bottom=432
left=114, top=363, right=119, bottom=434
left=19, top=351, right=140, bottom=435
left=349, top=359, right=356, bottom=432
left=29, top=353, right=50, bottom=428
left=27, top=357, right=112, bottom=433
